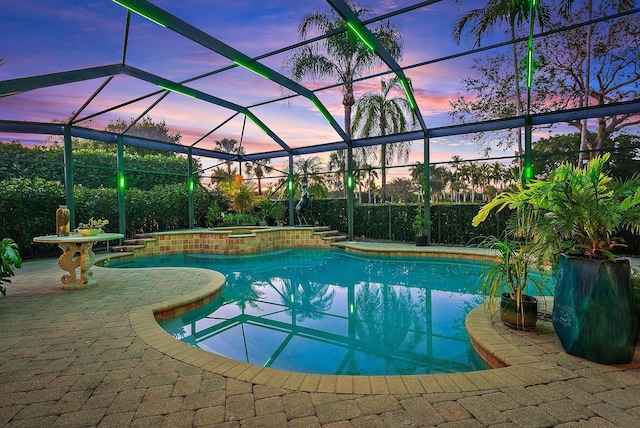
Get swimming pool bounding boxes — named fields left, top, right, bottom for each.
left=110, top=248, right=491, bottom=375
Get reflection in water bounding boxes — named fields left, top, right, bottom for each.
left=113, top=249, right=490, bottom=375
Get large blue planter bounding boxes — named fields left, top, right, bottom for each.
left=552, top=254, right=639, bottom=364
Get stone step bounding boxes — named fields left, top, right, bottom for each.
left=135, top=233, right=157, bottom=239
left=314, top=229, right=338, bottom=237
left=112, top=244, right=145, bottom=253
left=323, top=235, right=347, bottom=243
left=124, top=238, right=157, bottom=246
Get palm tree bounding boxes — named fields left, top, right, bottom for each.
left=244, top=160, right=271, bottom=196
left=285, top=1, right=403, bottom=180
left=352, top=77, right=417, bottom=202
left=360, top=163, right=378, bottom=203
left=214, top=138, right=244, bottom=175
left=452, top=0, right=550, bottom=169
left=293, top=155, right=327, bottom=197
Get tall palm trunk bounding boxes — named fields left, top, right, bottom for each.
left=343, top=76, right=355, bottom=196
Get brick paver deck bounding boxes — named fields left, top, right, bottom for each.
left=1, top=245, right=639, bottom=427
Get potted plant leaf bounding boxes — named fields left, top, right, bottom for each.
left=412, top=210, right=429, bottom=247
left=76, top=217, right=109, bottom=236
left=1, top=238, right=23, bottom=297
left=270, top=202, right=288, bottom=227
left=207, top=201, right=223, bottom=227
left=473, top=154, right=640, bottom=364
left=477, top=233, right=549, bottom=331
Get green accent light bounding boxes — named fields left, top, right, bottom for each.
left=118, top=173, right=126, bottom=190
left=349, top=303, right=354, bottom=314
left=233, top=60, right=270, bottom=80
left=188, top=179, right=195, bottom=193
left=346, top=174, right=354, bottom=189
left=526, top=48, right=535, bottom=89
left=345, top=21, right=375, bottom=51
left=112, top=0, right=166, bottom=27
left=246, top=112, right=271, bottom=136
left=288, top=178, right=294, bottom=193
left=311, top=97, right=335, bottom=123
left=263, top=357, right=272, bottom=367
left=158, top=84, right=196, bottom=99
left=400, top=78, right=417, bottom=110
left=531, top=0, right=539, bottom=6
left=524, top=165, right=534, bottom=180
left=290, top=294, right=295, bottom=303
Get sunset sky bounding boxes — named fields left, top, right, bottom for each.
left=0, top=0, right=578, bottom=180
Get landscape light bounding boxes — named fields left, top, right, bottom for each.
left=233, top=60, right=270, bottom=80
left=112, top=0, right=166, bottom=27
left=345, top=21, right=375, bottom=51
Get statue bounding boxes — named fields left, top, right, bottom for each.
left=295, top=181, right=313, bottom=226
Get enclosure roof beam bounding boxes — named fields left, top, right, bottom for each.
left=112, top=0, right=350, bottom=144
left=0, top=64, right=124, bottom=96
left=3, top=98, right=639, bottom=162
left=326, top=0, right=429, bottom=135
left=122, top=66, right=291, bottom=153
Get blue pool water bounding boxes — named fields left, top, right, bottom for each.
left=110, top=248, right=493, bottom=375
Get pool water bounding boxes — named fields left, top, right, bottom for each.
left=110, top=248, right=492, bottom=375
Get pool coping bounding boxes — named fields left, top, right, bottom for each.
left=126, top=243, right=578, bottom=395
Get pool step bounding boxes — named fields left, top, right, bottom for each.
left=314, top=229, right=348, bottom=243
left=112, top=235, right=158, bottom=253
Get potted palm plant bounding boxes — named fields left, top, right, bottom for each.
left=1, top=238, right=22, bottom=297
left=473, top=154, right=640, bottom=364
left=412, top=209, right=429, bottom=247
left=477, top=234, right=549, bottom=331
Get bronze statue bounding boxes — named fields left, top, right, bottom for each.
left=295, top=181, right=313, bottom=225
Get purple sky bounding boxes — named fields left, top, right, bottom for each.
left=0, top=0, right=568, bottom=178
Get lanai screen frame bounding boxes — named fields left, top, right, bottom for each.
left=1, top=0, right=639, bottom=241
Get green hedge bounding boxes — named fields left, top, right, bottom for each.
left=0, top=143, right=197, bottom=190
left=0, top=178, right=228, bottom=257
left=303, top=199, right=511, bottom=246
left=1, top=180, right=636, bottom=258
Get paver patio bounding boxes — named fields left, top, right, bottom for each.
left=1, top=245, right=639, bottom=427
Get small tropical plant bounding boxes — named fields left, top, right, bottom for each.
left=412, top=213, right=428, bottom=237
left=473, top=154, right=640, bottom=264
left=477, top=234, right=549, bottom=314
left=76, top=217, right=109, bottom=230
left=1, top=238, right=23, bottom=297
left=221, top=213, right=258, bottom=227
left=207, top=201, right=223, bottom=227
